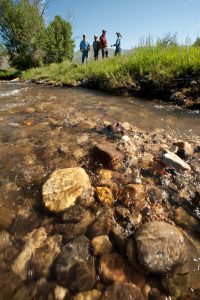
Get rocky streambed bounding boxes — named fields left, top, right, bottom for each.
left=0, top=82, right=200, bottom=300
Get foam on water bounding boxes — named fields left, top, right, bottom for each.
left=0, top=89, right=21, bottom=97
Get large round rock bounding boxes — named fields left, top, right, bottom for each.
left=135, top=221, right=187, bottom=273
left=42, top=167, right=91, bottom=212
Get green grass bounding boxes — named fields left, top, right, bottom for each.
left=0, top=68, right=21, bottom=80
left=22, top=45, right=200, bottom=91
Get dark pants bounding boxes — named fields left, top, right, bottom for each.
left=101, top=48, right=108, bottom=58
left=94, top=49, right=99, bottom=60
left=115, top=49, right=121, bottom=56
left=82, top=50, right=88, bottom=63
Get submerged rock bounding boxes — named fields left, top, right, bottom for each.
left=101, top=282, right=145, bottom=300
left=12, top=227, right=61, bottom=280
left=135, top=221, right=187, bottom=273
left=55, top=235, right=96, bottom=292
left=93, top=142, right=123, bottom=170
left=91, top=235, right=112, bottom=255
left=42, top=167, right=91, bottom=212
left=99, top=253, right=145, bottom=287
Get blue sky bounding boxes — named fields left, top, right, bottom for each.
left=46, top=0, right=200, bottom=50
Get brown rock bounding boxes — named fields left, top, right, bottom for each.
left=173, top=207, right=200, bottom=233
left=135, top=221, right=188, bottom=273
left=96, top=187, right=114, bottom=206
left=174, top=141, right=193, bottom=158
left=101, top=282, right=145, bottom=300
left=99, top=253, right=145, bottom=288
left=87, top=209, right=113, bottom=239
left=93, top=143, right=123, bottom=170
left=122, top=184, right=146, bottom=210
left=91, top=235, right=112, bottom=255
left=146, top=186, right=164, bottom=203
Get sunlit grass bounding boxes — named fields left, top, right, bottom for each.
left=22, top=45, right=200, bottom=91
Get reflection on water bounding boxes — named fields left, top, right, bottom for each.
left=0, top=81, right=200, bottom=299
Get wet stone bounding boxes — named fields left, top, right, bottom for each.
left=162, top=150, right=191, bottom=171
left=91, top=235, right=112, bottom=255
left=55, top=235, right=96, bottom=292
left=42, top=167, right=91, bottom=212
left=135, top=221, right=188, bottom=273
left=73, top=289, right=102, bottom=300
left=122, top=184, right=146, bottom=210
left=87, top=209, right=113, bottom=239
left=101, top=282, right=145, bottom=300
left=54, top=285, right=69, bottom=300
left=115, top=205, right=142, bottom=227
left=96, top=186, right=114, bottom=206
left=110, top=221, right=129, bottom=253
left=10, top=209, right=42, bottom=239
left=12, top=227, right=61, bottom=280
left=93, top=142, right=123, bottom=170
left=54, top=209, right=95, bottom=241
left=62, top=204, right=89, bottom=223
left=99, top=253, right=145, bottom=288
left=173, top=207, right=200, bottom=233
left=174, top=141, right=193, bottom=158
left=0, top=230, right=10, bottom=253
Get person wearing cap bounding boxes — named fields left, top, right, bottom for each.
left=80, top=34, right=90, bottom=64
left=93, top=35, right=100, bottom=60
left=111, top=32, right=122, bottom=56
left=100, top=30, right=108, bottom=59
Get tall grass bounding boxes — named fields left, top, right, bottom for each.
left=23, top=45, right=200, bottom=90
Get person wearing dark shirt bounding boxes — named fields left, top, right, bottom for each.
left=80, top=34, right=90, bottom=64
left=100, top=29, right=108, bottom=58
left=93, top=34, right=100, bottom=60
left=111, top=32, right=122, bottom=56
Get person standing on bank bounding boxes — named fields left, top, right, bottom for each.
left=93, top=34, right=100, bottom=60
left=111, top=32, right=122, bottom=56
left=100, top=30, right=108, bottom=58
left=80, top=34, right=90, bottom=64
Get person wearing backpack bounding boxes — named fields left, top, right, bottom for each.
left=80, top=34, right=90, bottom=64
left=100, top=30, right=108, bottom=58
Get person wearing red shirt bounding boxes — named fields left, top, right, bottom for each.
left=100, top=29, right=108, bottom=59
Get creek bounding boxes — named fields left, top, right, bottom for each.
left=0, top=81, right=200, bottom=299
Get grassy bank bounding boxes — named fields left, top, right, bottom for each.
left=21, top=45, right=200, bottom=107
left=0, top=68, right=21, bottom=80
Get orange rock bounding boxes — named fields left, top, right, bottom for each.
left=96, top=187, right=114, bottom=206
left=22, top=119, right=34, bottom=126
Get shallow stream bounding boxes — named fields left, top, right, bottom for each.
left=0, top=81, right=200, bottom=299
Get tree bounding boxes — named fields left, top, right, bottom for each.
left=32, top=0, right=51, bottom=16
left=0, top=0, right=46, bottom=69
left=45, top=15, right=74, bottom=64
left=193, top=37, right=200, bottom=47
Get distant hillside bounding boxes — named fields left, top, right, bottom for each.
left=73, top=48, right=131, bottom=63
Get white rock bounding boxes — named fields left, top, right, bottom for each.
left=162, top=150, right=191, bottom=171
